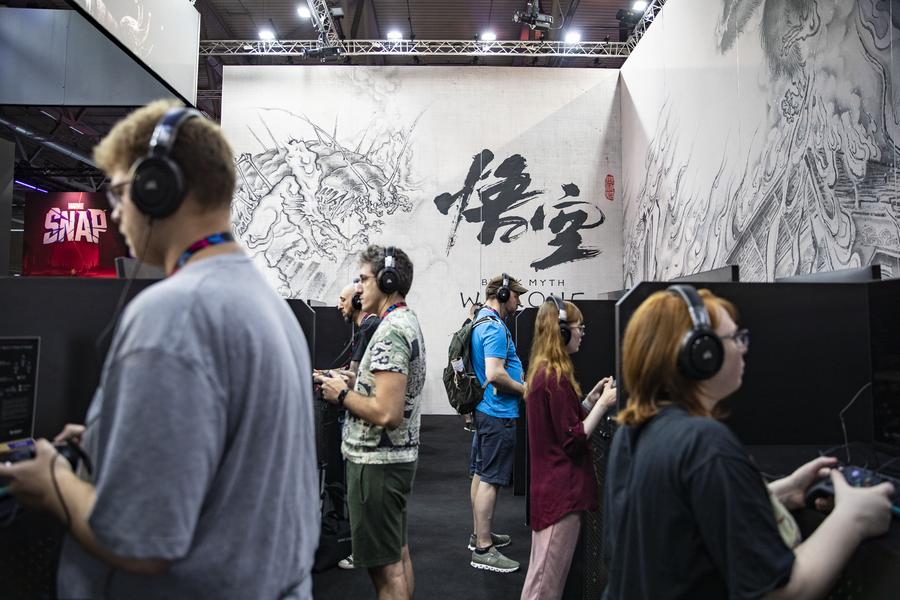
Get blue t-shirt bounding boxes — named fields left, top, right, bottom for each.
left=471, top=307, right=523, bottom=419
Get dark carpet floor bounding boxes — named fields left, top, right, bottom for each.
left=312, top=415, right=532, bottom=599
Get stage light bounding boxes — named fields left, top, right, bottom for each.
left=564, top=31, right=581, bottom=44
left=632, top=1, right=648, bottom=11
left=387, top=30, right=403, bottom=40
left=513, top=1, right=553, bottom=30
left=259, top=29, right=275, bottom=41
left=297, top=5, right=311, bottom=19
left=481, top=31, right=497, bottom=41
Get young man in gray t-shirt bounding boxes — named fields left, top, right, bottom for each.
left=0, top=101, right=319, bottom=599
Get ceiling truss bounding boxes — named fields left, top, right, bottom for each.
left=199, top=38, right=632, bottom=58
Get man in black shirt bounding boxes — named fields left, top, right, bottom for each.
left=338, top=282, right=381, bottom=375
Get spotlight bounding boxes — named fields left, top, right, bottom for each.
left=259, top=29, right=275, bottom=41
left=564, top=31, right=581, bottom=44
left=297, top=5, right=311, bottom=19
left=387, top=30, right=403, bottom=40
left=632, top=1, right=648, bottom=11
left=513, top=0, right=553, bottom=30
left=480, top=31, right=497, bottom=41
left=304, top=46, right=343, bottom=61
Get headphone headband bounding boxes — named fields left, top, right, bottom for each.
left=667, top=285, right=711, bottom=330
left=546, top=295, right=571, bottom=344
left=547, top=294, right=567, bottom=322
left=148, top=108, right=202, bottom=158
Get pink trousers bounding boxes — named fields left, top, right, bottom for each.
left=519, top=512, right=582, bottom=600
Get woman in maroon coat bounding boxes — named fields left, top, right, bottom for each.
left=520, top=297, right=617, bottom=600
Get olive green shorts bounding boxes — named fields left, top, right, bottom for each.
left=346, top=460, right=417, bottom=569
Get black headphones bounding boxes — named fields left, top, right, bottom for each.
left=130, top=107, right=202, bottom=219
left=667, top=285, right=724, bottom=380
left=496, top=273, right=511, bottom=303
left=547, top=295, right=571, bottom=345
left=377, top=246, right=400, bottom=294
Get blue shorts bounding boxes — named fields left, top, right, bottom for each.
left=469, top=411, right=516, bottom=486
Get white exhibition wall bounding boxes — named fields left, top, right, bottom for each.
left=620, top=0, right=899, bottom=283
left=221, top=65, right=622, bottom=414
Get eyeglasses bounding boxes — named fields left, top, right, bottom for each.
left=721, top=328, right=750, bottom=349
left=106, top=180, right=130, bottom=211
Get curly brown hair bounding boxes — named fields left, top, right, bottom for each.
left=93, top=100, right=236, bottom=210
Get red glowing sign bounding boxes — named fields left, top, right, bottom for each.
left=23, top=192, right=127, bottom=277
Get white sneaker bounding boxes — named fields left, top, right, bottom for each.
left=337, top=554, right=355, bottom=570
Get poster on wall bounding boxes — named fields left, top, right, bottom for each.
left=23, top=191, right=128, bottom=277
left=222, top=65, right=622, bottom=413
left=620, top=0, right=899, bottom=284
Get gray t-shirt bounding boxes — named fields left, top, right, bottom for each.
left=57, top=252, right=319, bottom=600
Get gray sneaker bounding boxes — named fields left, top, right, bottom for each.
left=468, top=532, right=511, bottom=551
left=470, top=546, right=520, bottom=573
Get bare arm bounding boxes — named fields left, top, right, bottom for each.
left=317, top=371, right=408, bottom=429
left=581, top=377, right=617, bottom=437
left=763, top=472, right=893, bottom=600
left=485, top=357, right=525, bottom=397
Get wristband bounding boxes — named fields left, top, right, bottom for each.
left=337, top=388, right=349, bottom=407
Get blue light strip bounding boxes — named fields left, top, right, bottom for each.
left=13, top=179, right=48, bottom=193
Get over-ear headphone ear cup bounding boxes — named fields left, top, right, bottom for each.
left=351, top=293, right=362, bottom=311
left=377, top=268, right=398, bottom=294
left=560, top=323, right=571, bottom=345
left=677, top=331, right=724, bottom=380
left=496, top=286, right=510, bottom=302
left=131, top=156, right=185, bottom=218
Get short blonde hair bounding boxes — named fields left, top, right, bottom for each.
left=93, top=100, right=236, bottom=210
left=618, top=289, right=738, bottom=427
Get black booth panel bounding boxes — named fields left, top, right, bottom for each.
left=311, top=306, right=352, bottom=369
left=310, top=306, right=353, bottom=487
left=0, top=277, right=157, bottom=439
left=868, top=279, right=900, bottom=450
left=615, top=282, right=873, bottom=445
left=285, top=299, right=315, bottom=358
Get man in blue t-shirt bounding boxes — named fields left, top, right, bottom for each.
left=468, top=273, right=527, bottom=573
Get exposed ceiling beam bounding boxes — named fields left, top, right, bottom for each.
left=0, top=115, right=96, bottom=168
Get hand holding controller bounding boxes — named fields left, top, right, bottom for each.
left=0, top=441, right=83, bottom=488
left=805, top=467, right=897, bottom=536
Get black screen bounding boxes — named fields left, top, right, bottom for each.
left=0, top=337, right=40, bottom=444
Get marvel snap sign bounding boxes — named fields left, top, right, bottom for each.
left=23, top=192, right=127, bottom=277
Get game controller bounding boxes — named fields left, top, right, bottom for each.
left=805, top=465, right=900, bottom=516
left=0, top=443, right=83, bottom=488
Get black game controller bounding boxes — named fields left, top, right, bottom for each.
left=0, top=443, right=83, bottom=488
left=805, top=465, right=900, bottom=515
